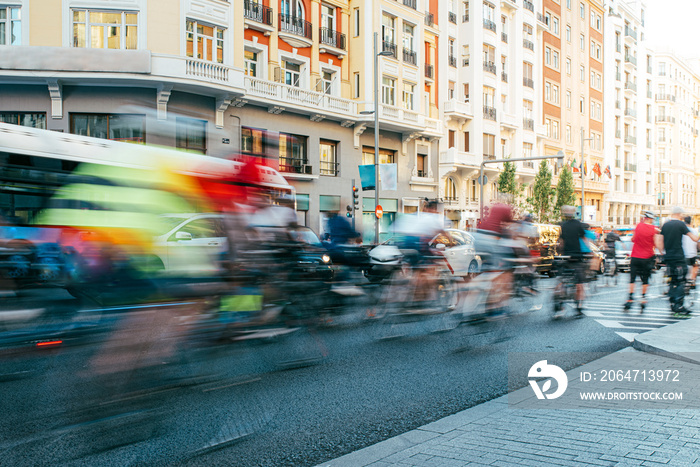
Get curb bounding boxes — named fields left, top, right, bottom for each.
left=632, top=315, right=700, bottom=366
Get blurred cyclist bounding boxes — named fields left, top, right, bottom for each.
left=682, top=216, right=699, bottom=288
left=391, top=199, right=444, bottom=265
left=657, top=206, right=700, bottom=316
left=602, top=226, right=621, bottom=272
left=556, top=205, right=586, bottom=317
left=625, top=211, right=659, bottom=312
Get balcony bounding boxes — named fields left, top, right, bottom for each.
left=656, top=115, right=675, bottom=124
left=523, top=118, right=534, bottom=131
left=244, top=76, right=356, bottom=120
left=524, top=0, right=534, bottom=13
left=279, top=14, right=313, bottom=47
left=624, top=81, right=637, bottom=92
left=319, top=160, right=339, bottom=176
left=523, top=39, right=534, bottom=51
left=483, top=61, right=497, bottom=75
left=624, top=54, right=637, bottom=67
left=624, top=135, right=637, bottom=145
left=501, top=72, right=508, bottom=83
left=319, top=28, right=346, bottom=54
left=244, top=1, right=273, bottom=31
left=279, top=158, right=312, bottom=176
left=449, top=55, right=457, bottom=67
left=382, top=41, right=397, bottom=59
left=440, top=148, right=481, bottom=167
left=403, top=0, right=417, bottom=9
left=501, top=0, right=517, bottom=10
left=403, top=48, right=417, bottom=65
left=483, top=19, right=496, bottom=33
left=424, top=63, right=434, bottom=80
left=501, top=32, right=508, bottom=43
left=523, top=77, right=534, bottom=89
left=424, top=12, right=434, bottom=27
left=624, top=26, right=638, bottom=41
left=536, top=12, right=549, bottom=29
left=500, top=112, right=518, bottom=129
left=444, top=99, right=474, bottom=124
left=655, top=94, right=676, bottom=102
left=624, top=163, right=637, bottom=172
left=483, top=105, right=497, bottom=121
left=449, top=11, right=457, bottom=23
left=624, top=108, right=637, bottom=118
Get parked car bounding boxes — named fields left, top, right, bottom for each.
left=365, top=229, right=482, bottom=282
left=527, top=224, right=561, bottom=277
left=615, top=240, right=633, bottom=272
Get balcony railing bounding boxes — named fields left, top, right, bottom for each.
left=624, top=136, right=637, bottom=145
left=501, top=32, right=508, bottom=43
left=320, top=28, right=346, bottom=50
left=624, top=81, right=637, bottom=92
left=403, top=48, right=417, bottom=65
left=244, top=0, right=273, bottom=25
left=424, top=12, right=434, bottom=26
left=624, top=163, right=637, bottom=172
left=523, top=118, right=534, bottom=130
left=523, top=161, right=534, bottom=169
left=449, top=55, right=457, bottom=67
left=483, top=61, right=497, bottom=75
left=483, top=105, right=497, bottom=121
left=279, top=14, right=312, bottom=40
left=524, top=0, right=534, bottom=12
left=425, top=63, right=434, bottom=79
left=536, top=12, right=548, bottom=26
left=655, top=94, right=676, bottom=102
left=403, top=0, right=417, bottom=9
left=624, top=26, right=637, bottom=40
left=624, top=108, right=637, bottom=118
left=382, top=40, right=397, bottom=58
left=483, top=18, right=496, bottom=32
left=624, top=54, right=637, bottom=66
left=319, top=160, right=339, bottom=176
left=523, top=77, right=534, bottom=88
left=523, top=39, right=534, bottom=51
left=656, top=115, right=675, bottom=124
left=279, top=157, right=311, bottom=175
left=448, top=11, right=457, bottom=23
left=501, top=72, right=508, bottom=83
left=244, top=76, right=356, bottom=116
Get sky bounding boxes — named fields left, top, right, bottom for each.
left=643, top=0, right=700, bottom=60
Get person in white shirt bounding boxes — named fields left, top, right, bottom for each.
left=682, top=216, right=699, bottom=286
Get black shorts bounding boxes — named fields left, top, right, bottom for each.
left=687, top=257, right=697, bottom=267
left=630, top=257, right=654, bottom=285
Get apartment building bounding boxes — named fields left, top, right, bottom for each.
left=540, top=0, right=605, bottom=224
left=603, top=0, right=656, bottom=229
left=0, top=0, right=442, bottom=241
left=437, top=0, right=546, bottom=229
left=650, top=47, right=700, bottom=221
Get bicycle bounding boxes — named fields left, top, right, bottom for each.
left=551, top=257, right=583, bottom=318
left=601, top=253, right=618, bottom=287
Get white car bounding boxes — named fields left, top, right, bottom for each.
left=151, top=213, right=228, bottom=275
left=367, top=229, right=482, bottom=279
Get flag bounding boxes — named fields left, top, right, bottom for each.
left=572, top=158, right=580, bottom=173
left=379, top=163, right=397, bottom=191
left=358, top=164, right=376, bottom=191
left=583, top=161, right=587, bottom=176
left=593, top=163, right=602, bottom=177
left=604, top=165, right=612, bottom=179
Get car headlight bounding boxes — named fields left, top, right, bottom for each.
left=322, top=254, right=331, bottom=263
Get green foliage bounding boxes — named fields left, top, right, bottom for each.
left=527, top=160, right=555, bottom=223
left=554, top=166, right=577, bottom=221
left=497, top=161, right=518, bottom=196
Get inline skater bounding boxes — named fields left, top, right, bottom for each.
left=624, top=211, right=659, bottom=312
left=555, top=205, right=587, bottom=318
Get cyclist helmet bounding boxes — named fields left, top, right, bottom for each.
left=561, top=205, right=575, bottom=219
left=642, top=210, right=655, bottom=219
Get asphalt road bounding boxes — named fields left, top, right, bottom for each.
left=0, top=276, right=639, bottom=466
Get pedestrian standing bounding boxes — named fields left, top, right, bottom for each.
left=682, top=216, right=699, bottom=287
left=657, top=207, right=700, bottom=316
left=624, top=211, right=659, bottom=312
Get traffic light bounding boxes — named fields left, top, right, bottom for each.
left=352, top=185, right=360, bottom=210
left=346, top=205, right=353, bottom=218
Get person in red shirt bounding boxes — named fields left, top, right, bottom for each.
left=625, top=211, right=661, bottom=312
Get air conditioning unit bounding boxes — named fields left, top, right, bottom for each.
left=302, top=164, right=313, bottom=175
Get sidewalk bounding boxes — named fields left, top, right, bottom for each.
left=318, top=317, right=700, bottom=467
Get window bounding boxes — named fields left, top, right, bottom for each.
left=71, top=114, right=145, bottom=143
left=552, top=120, right=559, bottom=139
left=523, top=142, right=533, bottom=159
left=186, top=19, right=223, bottom=62
left=580, top=97, right=585, bottom=114
left=354, top=8, right=360, bottom=36
left=320, top=70, right=334, bottom=94
left=417, top=154, right=427, bottom=177
left=445, top=178, right=457, bottom=201
left=580, top=34, right=585, bottom=51
left=580, top=2, right=585, bottom=19
left=448, top=81, right=455, bottom=100
left=464, top=83, right=470, bottom=102
left=464, top=131, right=470, bottom=152
left=523, top=100, right=533, bottom=120
left=283, top=60, right=302, bottom=87
left=320, top=140, right=338, bottom=176
left=449, top=130, right=456, bottom=148
left=580, top=65, right=585, bottom=82
left=382, top=14, right=395, bottom=45
left=566, top=0, right=571, bottom=9
left=176, top=118, right=206, bottom=153
left=566, top=58, right=571, bottom=75
left=403, top=82, right=415, bottom=110
left=241, top=127, right=265, bottom=154
left=0, top=113, right=46, bottom=129
left=321, top=4, right=336, bottom=31
left=545, top=47, right=551, bottom=66
left=362, top=146, right=395, bottom=165
left=354, top=73, right=360, bottom=98
left=483, top=86, right=495, bottom=107
left=566, top=90, right=571, bottom=109
left=551, top=16, right=559, bottom=36
left=483, top=133, right=495, bottom=158
left=72, top=10, right=138, bottom=49
left=403, top=22, right=415, bottom=54
left=566, top=25, right=571, bottom=42
left=382, top=76, right=396, bottom=106
left=280, top=133, right=308, bottom=173
left=244, top=49, right=258, bottom=77
left=483, top=1, right=495, bottom=22
left=0, top=6, right=21, bottom=45
left=566, top=125, right=572, bottom=143
left=501, top=138, right=507, bottom=158
left=553, top=50, right=559, bottom=69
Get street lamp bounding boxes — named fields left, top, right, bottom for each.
left=580, top=128, right=593, bottom=221
left=479, top=152, right=564, bottom=220
left=360, top=32, right=394, bottom=244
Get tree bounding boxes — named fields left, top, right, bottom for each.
left=528, top=160, right=555, bottom=223
left=497, top=161, right=517, bottom=197
left=554, top=166, right=577, bottom=221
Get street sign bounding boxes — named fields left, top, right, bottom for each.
left=375, top=205, right=383, bottom=219
left=476, top=175, right=488, bottom=185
